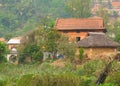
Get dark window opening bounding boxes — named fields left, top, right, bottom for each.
left=76, top=30, right=80, bottom=33
left=76, top=37, right=81, bottom=42
left=63, top=31, right=68, bottom=33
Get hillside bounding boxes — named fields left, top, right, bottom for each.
left=0, top=0, right=68, bottom=39
left=0, top=0, right=120, bottom=39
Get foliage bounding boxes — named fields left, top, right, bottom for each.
left=0, top=0, right=67, bottom=37
left=105, top=72, right=120, bottom=86
left=114, top=21, right=120, bottom=33
left=0, top=42, right=7, bottom=62
left=114, top=33, right=120, bottom=43
left=57, top=35, right=76, bottom=61
left=0, top=59, right=119, bottom=86
left=18, top=43, right=43, bottom=63
left=16, top=73, right=83, bottom=86
left=66, top=0, right=91, bottom=18
left=45, top=29, right=60, bottom=54
left=96, top=8, right=110, bottom=27
left=79, top=47, right=84, bottom=61
left=19, top=27, right=76, bottom=62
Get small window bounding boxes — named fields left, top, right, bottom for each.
left=76, top=37, right=81, bottom=42
left=76, top=30, right=80, bottom=33
left=63, top=31, right=68, bottom=33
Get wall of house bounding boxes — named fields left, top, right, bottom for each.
left=67, top=32, right=88, bottom=41
left=8, top=44, right=19, bottom=50
left=59, top=31, right=88, bottom=41
left=76, top=47, right=117, bottom=59
left=59, top=29, right=105, bottom=42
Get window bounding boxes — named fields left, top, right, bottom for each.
left=76, top=30, right=80, bottom=33
left=76, top=37, right=81, bottom=42
left=63, top=31, right=68, bottom=33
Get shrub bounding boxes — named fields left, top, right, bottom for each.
left=17, top=74, right=84, bottom=86
left=106, top=72, right=120, bottom=86
left=0, top=80, right=6, bottom=86
left=0, top=42, right=8, bottom=63
left=79, top=47, right=84, bottom=61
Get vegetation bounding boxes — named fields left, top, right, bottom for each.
left=0, top=58, right=119, bottom=86
left=0, top=42, right=8, bottom=62
left=0, top=0, right=67, bottom=38
left=18, top=27, right=76, bottom=63
left=79, top=47, right=84, bottom=61
left=0, top=0, right=120, bottom=86
left=66, top=0, right=91, bottom=18
left=0, top=0, right=119, bottom=39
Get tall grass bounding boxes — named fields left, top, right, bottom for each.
left=0, top=59, right=119, bottom=86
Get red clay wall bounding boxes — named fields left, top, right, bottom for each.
left=59, top=29, right=105, bottom=41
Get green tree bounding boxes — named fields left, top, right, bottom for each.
left=79, top=47, right=84, bottom=61
left=96, top=8, right=113, bottom=37
left=57, top=35, right=76, bottom=61
left=0, top=42, right=7, bottom=62
left=19, top=26, right=76, bottom=62
left=114, top=33, right=120, bottom=43
left=96, top=8, right=109, bottom=27
left=45, top=29, right=60, bottom=56
left=66, top=0, right=91, bottom=18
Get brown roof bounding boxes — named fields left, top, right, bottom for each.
left=54, top=17, right=105, bottom=30
left=111, top=2, right=120, bottom=7
left=77, top=32, right=120, bottom=48
left=0, top=38, right=6, bottom=42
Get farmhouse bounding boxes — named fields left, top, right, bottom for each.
left=7, top=37, right=21, bottom=63
left=7, top=37, right=21, bottom=50
left=111, top=2, right=120, bottom=10
left=77, top=32, right=120, bottom=59
left=54, top=17, right=106, bottom=42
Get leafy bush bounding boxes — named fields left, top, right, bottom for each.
left=16, top=74, right=84, bottom=86
left=0, top=80, right=6, bottom=86
left=18, top=44, right=43, bottom=63
left=81, top=59, right=106, bottom=76
left=100, top=83, right=118, bottom=86
left=79, top=47, right=84, bottom=61
left=106, top=72, right=120, bottom=86
left=0, top=42, right=8, bottom=62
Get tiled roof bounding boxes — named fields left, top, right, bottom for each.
left=54, top=17, right=105, bottom=30
left=111, top=2, right=120, bottom=7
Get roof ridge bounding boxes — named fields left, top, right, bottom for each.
left=56, top=17, right=103, bottom=20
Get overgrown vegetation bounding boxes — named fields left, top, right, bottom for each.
left=79, top=47, right=84, bottom=61
left=0, top=42, right=8, bottom=62
left=18, top=27, right=76, bottom=63
left=0, top=58, right=119, bottom=86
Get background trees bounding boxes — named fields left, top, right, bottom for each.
left=0, top=0, right=67, bottom=38
left=65, top=0, right=91, bottom=18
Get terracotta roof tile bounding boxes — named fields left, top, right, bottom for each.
left=54, top=17, right=105, bottom=30
left=111, top=2, right=120, bottom=7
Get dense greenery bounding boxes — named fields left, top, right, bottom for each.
left=66, top=0, right=91, bottom=18
left=0, top=42, right=8, bottom=62
left=0, top=0, right=119, bottom=40
left=0, top=59, right=119, bottom=86
left=18, top=27, right=76, bottom=63
left=0, top=0, right=68, bottom=38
